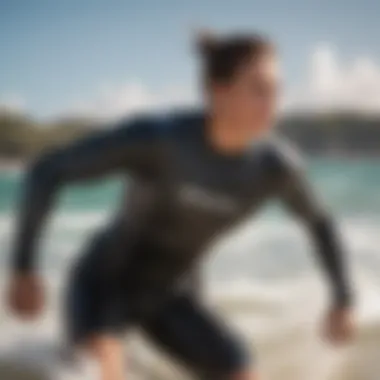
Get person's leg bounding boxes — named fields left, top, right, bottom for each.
left=141, top=293, right=257, bottom=379
left=229, top=372, right=258, bottom=380
left=82, top=334, right=126, bottom=380
left=65, top=264, right=130, bottom=380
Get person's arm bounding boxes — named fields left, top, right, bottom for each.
left=12, top=116, right=163, bottom=274
left=277, top=144, right=352, bottom=309
left=183, top=265, right=204, bottom=300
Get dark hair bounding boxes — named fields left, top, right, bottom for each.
left=196, top=30, right=275, bottom=85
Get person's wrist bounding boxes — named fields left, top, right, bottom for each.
left=331, top=295, right=353, bottom=312
left=335, top=285, right=353, bottom=305
left=11, top=268, right=36, bottom=280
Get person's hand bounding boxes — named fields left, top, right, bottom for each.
left=323, top=306, right=355, bottom=345
left=7, top=273, right=45, bottom=320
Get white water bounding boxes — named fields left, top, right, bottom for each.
left=1, top=160, right=380, bottom=379
left=1, top=212, right=380, bottom=379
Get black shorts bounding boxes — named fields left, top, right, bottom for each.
left=65, top=264, right=251, bottom=378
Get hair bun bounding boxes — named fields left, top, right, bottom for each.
left=196, top=29, right=218, bottom=57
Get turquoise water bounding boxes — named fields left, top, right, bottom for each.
left=1, top=158, right=380, bottom=280
left=1, top=158, right=380, bottom=216
left=0, top=171, right=123, bottom=213
left=1, top=160, right=380, bottom=380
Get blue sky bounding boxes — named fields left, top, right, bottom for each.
left=1, top=0, right=380, bottom=117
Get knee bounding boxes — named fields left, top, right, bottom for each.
left=227, top=370, right=258, bottom=380
left=81, top=334, right=123, bottom=361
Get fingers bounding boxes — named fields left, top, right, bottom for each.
left=323, top=308, right=355, bottom=346
left=7, top=275, right=45, bottom=320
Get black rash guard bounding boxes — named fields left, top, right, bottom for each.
left=11, top=111, right=352, bottom=308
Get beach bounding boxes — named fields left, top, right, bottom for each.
left=1, top=158, right=380, bottom=379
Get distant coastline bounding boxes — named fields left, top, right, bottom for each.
left=0, top=159, right=22, bottom=172
left=1, top=108, right=380, bottom=160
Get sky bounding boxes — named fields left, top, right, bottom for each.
left=1, top=0, right=380, bottom=119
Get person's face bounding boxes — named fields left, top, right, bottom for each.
left=210, top=54, right=280, bottom=137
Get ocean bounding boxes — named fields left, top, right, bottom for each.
left=1, top=158, right=380, bottom=379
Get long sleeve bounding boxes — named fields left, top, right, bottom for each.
left=277, top=144, right=352, bottom=308
left=11, top=116, right=163, bottom=273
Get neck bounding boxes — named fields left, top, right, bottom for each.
left=206, top=113, right=253, bottom=155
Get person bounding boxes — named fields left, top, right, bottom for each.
left=7, top=31, right=355, bottom=380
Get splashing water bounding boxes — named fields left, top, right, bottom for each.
left=1, top=158, right=380, bottom=379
